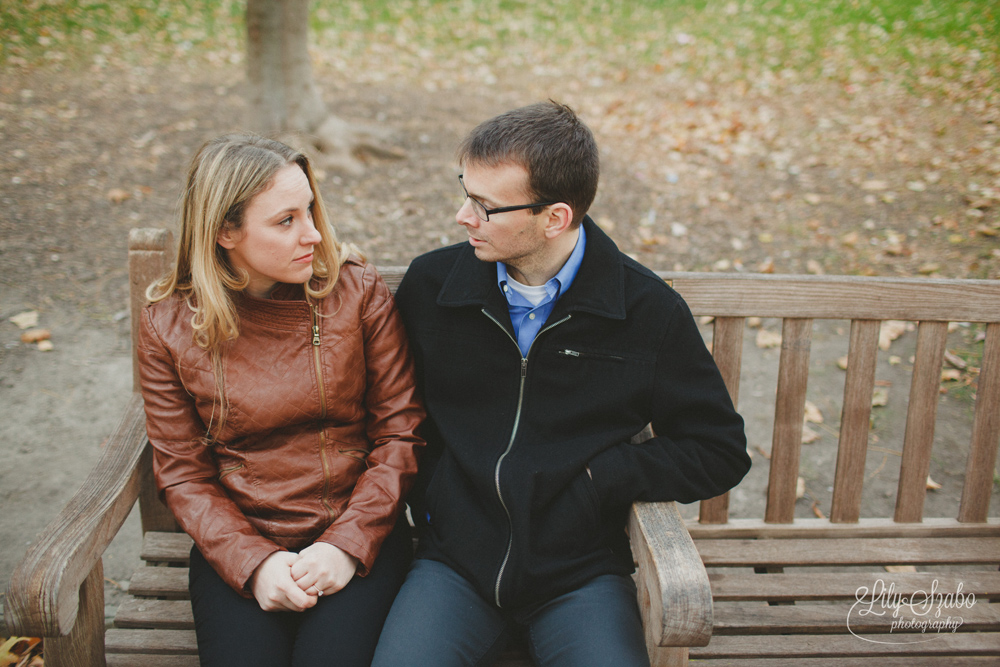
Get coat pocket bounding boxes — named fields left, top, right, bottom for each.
left=530, top=471, right=603, bottom=558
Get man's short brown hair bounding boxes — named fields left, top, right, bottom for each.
left=457, top=101, right=600, bottom=226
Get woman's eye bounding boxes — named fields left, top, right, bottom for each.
left=279, top=216, right=293, bottom=226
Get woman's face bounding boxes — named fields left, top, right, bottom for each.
left=217, top=164, right=322, bottom=298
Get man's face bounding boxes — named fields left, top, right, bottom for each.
left=456, top=162, right=548, bottom=272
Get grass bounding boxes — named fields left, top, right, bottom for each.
left=2, top=0, right=998, bottom=100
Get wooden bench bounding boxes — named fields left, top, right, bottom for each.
left=6, top=227, right=1000, bottom=665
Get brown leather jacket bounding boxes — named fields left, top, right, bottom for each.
left=137, top=258, right=425, bottom=595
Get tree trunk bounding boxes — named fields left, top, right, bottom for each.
left=244, top=0, right=404, bottom=174
left=246, top=0, right=326, bottom=134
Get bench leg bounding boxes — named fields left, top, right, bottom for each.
left=650, top=646, right=688, bottom=667
left=45, top=560, right=106, bottom=667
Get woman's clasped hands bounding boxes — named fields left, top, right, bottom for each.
left=249, top=543, right=359, bottom=612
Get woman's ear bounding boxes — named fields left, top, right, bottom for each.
left=217, top=226, right=239, bottom=250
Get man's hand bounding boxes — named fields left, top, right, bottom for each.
left=290, top=542, right=359, bottom=597
left=249, top=551, right=318, bottom=612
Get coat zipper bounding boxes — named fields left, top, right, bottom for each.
left=311, top=305, right=335, bottom=523
left=482, top=309, right=572, bottom=608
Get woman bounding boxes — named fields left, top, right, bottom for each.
left=137, top=133, right=424, bottom=666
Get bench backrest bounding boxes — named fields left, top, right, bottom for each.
left=667, top=273, right=1000, bottom=527
left=128, top=230, right=1000, bottom=534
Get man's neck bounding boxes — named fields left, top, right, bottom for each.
left=505, top=225, right=580, bottom=287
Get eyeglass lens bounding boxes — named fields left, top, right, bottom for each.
left=460, top=177, right=489, bottom=221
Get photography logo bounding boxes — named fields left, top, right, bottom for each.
left=848, top=578, right=976, bottom=644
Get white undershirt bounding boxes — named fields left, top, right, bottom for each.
left=505, top=275, right=550, bottom=307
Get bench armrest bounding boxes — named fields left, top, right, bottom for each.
left=5, top=393, right=149, bottom=637
left=629, top=501, right=713, bottom=647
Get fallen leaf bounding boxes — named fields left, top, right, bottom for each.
left=884, top=565, right=918, bottom=573
left=0, top=636, right=42, bottom=667
left=747, top=317, right=763, bottom=328
left=837, top=355, right=849, bottom=370
left=801, top=425, right=820, bottom=444
left=796, top=476, right=806, bottom=499
left=861, top=180, right=889, bottom=191
left=918, top=262, right=940, bottom=274
left=20, top=328, right=50, bottom=343
left=37, top=340, right=54, bottom=352
left=699, top=316, right=715, bottom=325
left=9, top=311, right=39, bottom=329
left=811, top=501, right=826, bottom=519
left=757, top=258, right=775, bottom=273
left=926, top=476, right=942, bottom=491
left=871, top=388, right=889, bottom=407
left=107, top=187, right=131, bottom=203
left=756, top=329, right=782, bottom=349
left=941, top=369, right=962, bottom=382
left=804, top=400, right=824, bottom=424
left=804, top=193, right=822, bottom=205
left=907, top=180, right=926, bottom=192
left=841, top=231, right=860, bottom=247
left=596, top=216, right=616, bottom=232
left=806, top=259, right=824, bottom=275
left=879, top=320, right=908, bottom=350
left=889, top=355, right=902, bottom=365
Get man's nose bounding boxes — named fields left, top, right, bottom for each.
left=456, top=199, right=479, bottom=226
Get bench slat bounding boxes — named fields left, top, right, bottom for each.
left=690, top=632, right=1000, bottom=659
left=699, top=316, right=746, bottom=525
left=665, top=272, right=1000, bottom=322
left=713, top=603, right=1000, bottom=635
left=687, top=517, right=1000, bottom=540
left=765, top=317, right=812, bottom=524
left=960, top=321, right=1000, bottom=523
left=895, top=321, right=949, bottom=522
left=697, top=537, right=1000, bottom=567
left=106, top=655, right=198, bottom=667
left=115, top=599, right=193, bottom=629
left=703, top=658, right=1000, bottom=666
left=830, top=319, right=879, bottom=523
left=708, top=570, right=1000, bottom=601
left=105, top=629, right=198, bottom=655
left=128, top=567, right=189, bottom=598
left=142, top=532, right=194, bottom=564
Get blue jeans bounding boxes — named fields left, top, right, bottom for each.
left=371, top=558, right=650, bottom=667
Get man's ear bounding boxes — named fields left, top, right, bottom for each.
left=217, top=226, right=239, bottom=250
left=542, top=203, right=574, bottom=239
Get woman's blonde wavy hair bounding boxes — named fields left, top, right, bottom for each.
left=148, top=134, right=354, bottom=439
left=148, top=133, right=352, bottom=352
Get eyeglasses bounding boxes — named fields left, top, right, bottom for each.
left=459, top=174, right=559, bottom=222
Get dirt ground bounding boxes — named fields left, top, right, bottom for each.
left=1, top=46, right=998, bottom=631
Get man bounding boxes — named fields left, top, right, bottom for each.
left=372, top=101, right=750, bottom=667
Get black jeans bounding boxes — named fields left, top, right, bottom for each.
left=188, top=518, right=411, bottom=667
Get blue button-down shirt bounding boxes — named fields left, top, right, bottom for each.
left=497, top=225, right=587, bottom=356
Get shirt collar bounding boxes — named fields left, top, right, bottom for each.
left=497, top=224, right=588, bottom=302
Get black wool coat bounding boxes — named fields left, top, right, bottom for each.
left=394, top=216, right=750, bottom=613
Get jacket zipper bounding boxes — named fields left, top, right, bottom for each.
left=482, top=309, right=572, bottom=608
left=311, top=305, right=335, bottom=523
left=557, top=348, right=625, bottom=362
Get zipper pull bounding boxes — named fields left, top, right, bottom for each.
left=312, top=324, right=320, bottom=346
left=521, top=358, right=527, bottom=378
left=560, top=349, right=580, bottom=357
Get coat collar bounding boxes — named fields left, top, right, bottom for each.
left=437, top=215, right=627, bottom=321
